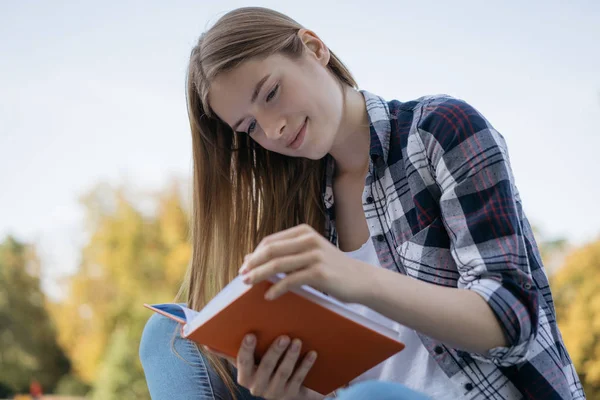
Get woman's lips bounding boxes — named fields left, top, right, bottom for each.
left=287, top=117, right=307, bottom=150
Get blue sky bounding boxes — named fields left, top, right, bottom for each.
left=1, top=0, right=599, bottom=298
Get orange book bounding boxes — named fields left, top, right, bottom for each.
left=144, top=273, right=405, bottom=395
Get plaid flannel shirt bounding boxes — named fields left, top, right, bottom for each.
left=322, top=91, right=585, bottom=399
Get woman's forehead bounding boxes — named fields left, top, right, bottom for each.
left=208, top=54, right=292, bottom=124
left=208, top=63, right=263, bottom=125
left=211, top=54, right=291, bottom=92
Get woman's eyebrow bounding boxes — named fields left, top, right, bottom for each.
left=231, top=74, right=271, bottom=131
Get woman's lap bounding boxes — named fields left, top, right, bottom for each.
left=139, top=313, right=430, bottom=400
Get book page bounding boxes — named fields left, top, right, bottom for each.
left=184, top=275, right=251, bottom=336
left=144, top=303, right=199, bottom=325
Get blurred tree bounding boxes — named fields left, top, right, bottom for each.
left=53, top=373, right=91, bottom=396
left=91, top=324, right=150, bottom=400
left=551, top=237, right=600, bottom=398
left=0, top=236, right=71, bottom=394
left=50, top=179, right=191, bottom=397
left=0, top=382, right=15, bottom=398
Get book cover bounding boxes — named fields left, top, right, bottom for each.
left=145, top=274, right=405, bottom=395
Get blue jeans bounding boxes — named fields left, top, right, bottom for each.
left=139, top=313, right=431, bottom=400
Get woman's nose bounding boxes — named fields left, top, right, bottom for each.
left=260, top=114, right=286, bottom=141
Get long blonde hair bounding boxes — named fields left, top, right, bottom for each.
left=178, top=7, right=357, bottom=398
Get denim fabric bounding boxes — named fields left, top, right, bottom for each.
left=139, top=313, right=262, bottom=400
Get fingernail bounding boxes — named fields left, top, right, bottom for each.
left=264, top=291, right=274, bottom=300
left=279, top=336, right=290, bottom=348
left=291, top=339, right=302, bottom=352
left=308, top=351, right=317, bottom=362
left=245, top=334, right=255, bottom=345
left=239, top=264, right=248, bottom=275
left=243, top=274, right=252, bottom=284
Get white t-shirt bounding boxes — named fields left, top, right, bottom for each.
left=343, top=238, right=464, bottom=400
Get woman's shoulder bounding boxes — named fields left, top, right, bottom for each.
left=399, top=94, right=492, bottom=141
left=394, top=93, right=479, bottom=117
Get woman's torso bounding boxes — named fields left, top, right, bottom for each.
left=339, top=232, right=465, bottom=399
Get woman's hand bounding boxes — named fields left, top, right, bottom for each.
left=239, top=224, right=368, bottom=303
left=204, top=334, right=325, bottom=400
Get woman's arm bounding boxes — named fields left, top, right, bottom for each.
left=356, top=264, right=507, bottom=354
left=389, top=96, right=539, bottom=364
left=241, top=224, right=508, bottom=355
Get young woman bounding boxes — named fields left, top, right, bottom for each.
left=139, top=7, right=584, bottom=400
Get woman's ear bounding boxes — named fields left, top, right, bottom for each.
left=298, top=29, right=330, bottom=66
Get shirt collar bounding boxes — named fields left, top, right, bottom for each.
left=322, top=90, right=392, bottom=213
left=361, top=89, right=392, bottom=165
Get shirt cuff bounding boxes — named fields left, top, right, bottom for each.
left=464, top=277, right=537, bottom=366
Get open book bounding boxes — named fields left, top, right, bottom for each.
left=144, top=273, right=405, bottom=395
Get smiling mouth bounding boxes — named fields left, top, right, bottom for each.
left=287, top=117, right=308, bottom=149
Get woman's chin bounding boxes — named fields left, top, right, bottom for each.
left=300, top=145, right=329, bottom=161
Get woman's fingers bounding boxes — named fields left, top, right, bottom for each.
left=230, top=333, right=318, bottom=399
left=250, top=335, right=291, bottom=396
left=236, top=334, right=257, bottom=388
left=241, top=234, right=316, bottom=274
left=240, top=224, right=320, bottom=273
left=243, top=249, right=320, bottom=285
left=255, top=224, right=313, bottom=250
left=264, top=267, right=317, bottom=300
left=285, top=350, right=318, bottom=395
left=266, top=338, right=303, bottom=396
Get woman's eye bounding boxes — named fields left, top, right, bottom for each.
left=266, top=84, right=279, bottom=102
left=247, top=120, right=257, bottom=134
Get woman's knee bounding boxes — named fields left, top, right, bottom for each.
left=139, top=313, right=220, bottom=399
left=334, top=381, right=431, bottom=400
left=139, top=313, right=184, bottom=366
left=140, top=313, right=170, bottom=356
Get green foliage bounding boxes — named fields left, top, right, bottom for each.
left=551, top=238, right=600, bottom=398
left=0, top=381, right=15, bottom=398
left=91, top=324, right=150, bottom=400
left=54, top=373, right=92, bottom=396
left=51, top=180, right=191, bottom=397
left=0, top=236, right=71, bottom=394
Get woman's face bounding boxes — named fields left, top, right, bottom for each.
left=208, top=32, right=345, bottom=160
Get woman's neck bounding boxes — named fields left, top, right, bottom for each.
left=328, top=87, right=372, bottom=179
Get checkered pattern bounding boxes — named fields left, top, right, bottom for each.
left=322, top=91, right=585, bottom=399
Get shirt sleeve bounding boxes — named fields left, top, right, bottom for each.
left=416, top=97, right=539, bottom=366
